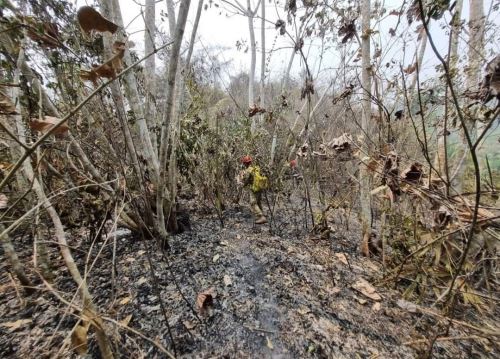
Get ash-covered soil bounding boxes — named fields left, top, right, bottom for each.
left=0, top=202, right=496, bottom=358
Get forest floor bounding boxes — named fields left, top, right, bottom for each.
left=0, top=194, right=497, bottom=358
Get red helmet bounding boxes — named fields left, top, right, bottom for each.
left=290, top=159, right=297, bottom=168
left=241, top=155, right=253, bottom=164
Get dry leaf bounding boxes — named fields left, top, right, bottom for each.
left=0, top=194, right=8, bottom=209
left=29, top=116, right=69, bottom=135
left=372, top=302, right=381, bottom=311
left=334, top=253, right=349, bottom=266
left=356, top=297, right=368, bottom=305
left=352, top=278, right=382, bottom=301
left=0, top=90, right=17, bottom=114
left=137, top=277, right=147, bottom=285
left=266, top=336, right=274, bottom=349
left=77, top=6, right=118, bottom=34
left=183, top=320, right=197, bottom=330
left=223, top=275, right=232, bottom=287
left=79, top=69, right=99, bottom=85
left=403, top=63, right=417, bottom=74
left=92, top=63, right=115, bottom=79
left=119, top=296, right=131, bottom=305
left=120, top=314, right=133, bottom=326
left=396, top=299, right=418, bottom=313
left=196, top=287, right=216, bottom=315
left=71, top=321, right=90, bottom=355
left=27, top=22, right=60, bottom=48
left=111, top=41, right=126, bottom=72
left=212, top=254, right=220, bottom=263
left=1, top=319, right=31, bottom=332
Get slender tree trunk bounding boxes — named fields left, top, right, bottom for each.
left=185, top=0, right=204, bottom=71
left=247, top=0, right=257, bottom=133
left=259, top=0, right=266, bottom=126
left=359, top=0, right=372, bottom=256
left=102, top=0, right=159, bottom=178
left=434, top=0, right=463, bottom=187
left=157, top=0, right=192, bottom=238
left=166, top=0, right=177, bottom=37
left=145, top=0, right=158, bottom=152
left=456, top=0, right=485, bottom=191
left=469, top=0, right=487, bottom=180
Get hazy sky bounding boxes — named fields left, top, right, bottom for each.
left=76, top=1, right=499, bottom=85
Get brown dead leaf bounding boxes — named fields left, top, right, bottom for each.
left=1, top=319, right=31, bottom=332
left=196, top=287, right=216, bottom=315
left=111, top=41, right=126, bottom=72
left=0, top=91, right=17, bottom=114
left=71, top=321, right=90, bottom=355
left=334, top=252, right=349, bottom=266
left=401, top=162, right=423, bottom=182
left=77, top=6, right=118, bottom=34
left=119, top=296, right=131, bottom=305
left=92, top=63, right=116, bottom=79
left=29, top=116, right=69, bottom=135
left=403, top=63, right=417, bottom=74
left=183, top=320, right=197, bottom=330
left=27, top=22, right=60, bottom=48
left=0, top=194, right=8, bottom=209
left=352, top=278, right=382, bottom=301
left=372, top=302, right=381, bottom=311
left=79, top=69, right=99, bottom=85
left=248, top=105, right=266, bottom=117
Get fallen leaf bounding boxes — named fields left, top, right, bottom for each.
left=0, top=194, right=8, bottom=209
left=352, top=278, right=382, bottom=301
left=223, top=275, right=232, bottom=287
left=196, top=287, right=216, bottom=315
left=137, top=277, right=147, bottom=285
left=120, top=314, right=133, bottom=326
left=212, top=254, right=220, bottom=263
left=396, top=299, right=418, bottom=313
left=77, top=6, right=118, bottom=34
left=119, top=296, right=131, bottom=305
left=334, top=253, right=349, bottom=266
left=356, top=297, right=368, bottom=305
left=29, top=116, right=69, bottom=135
left=219, top=240, right=229, bottom=246
left=372, top=302, right=381, bottom=311
left=183, top=320, right=197, bottom=330
left=125, top=257, right=135, bottom=263
left=71, top=321, right=90, bottom=355
left=266, top=336, right=274, bottom=349
left=1, top=319, right=31, bottom=332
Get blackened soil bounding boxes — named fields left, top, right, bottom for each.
left=0, top=203, right=496, bottom=358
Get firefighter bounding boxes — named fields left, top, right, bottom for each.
left=236, top=155, right=268, bottom=224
